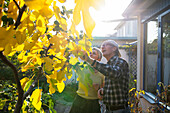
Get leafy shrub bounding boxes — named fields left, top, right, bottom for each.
left=0, top=80, right=17, bottom=112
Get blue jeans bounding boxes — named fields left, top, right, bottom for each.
left=105, top=107, right=130, bottom=113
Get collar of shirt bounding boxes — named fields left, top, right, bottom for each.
left=107, top=55, right=119, bottom=64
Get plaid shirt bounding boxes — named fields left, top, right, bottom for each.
left=94, top=55, right=129, bottom=106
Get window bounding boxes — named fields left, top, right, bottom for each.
left=162, top=12, right=170, bottom=86
left=144, top=10, right=170, bottom=95
left=144, top=18, right=158, bottom=94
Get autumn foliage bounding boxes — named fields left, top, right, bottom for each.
left=0, top=0, right=104, bottom=112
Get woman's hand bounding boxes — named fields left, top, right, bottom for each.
left=98, top=88, right=103, bottom=99
left=93, top=83, right=100, bottom=91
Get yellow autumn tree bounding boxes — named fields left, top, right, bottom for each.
left=0, top=0, right=104, bottom=112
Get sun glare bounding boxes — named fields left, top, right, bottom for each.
left=90, top=0, right=132, bottom=37
left=50, top=0, right=132, bottom=37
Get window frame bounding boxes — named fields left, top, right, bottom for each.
left=143, top=9, right=170, bottom=103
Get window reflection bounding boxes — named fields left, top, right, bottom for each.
left=162, top=12, right=170, bottom=86
left=145, top=19, right=158, bottom=94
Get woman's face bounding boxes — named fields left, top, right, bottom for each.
left=90, top=50, right=99, bottom=60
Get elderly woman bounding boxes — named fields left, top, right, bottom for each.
left=70, top=47, right=105, bottom=113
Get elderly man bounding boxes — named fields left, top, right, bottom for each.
left=81, top=40, right=130, bottom=113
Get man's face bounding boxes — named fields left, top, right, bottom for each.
left=101, top=42, right=116, bottom=58
left=90, top=50, right=100, bottom=60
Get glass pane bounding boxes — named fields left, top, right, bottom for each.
left=145, top=19, right=158, bottom=94
left=162, top=12, right=170, bottom=86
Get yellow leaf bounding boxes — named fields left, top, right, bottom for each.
left=8, top=51, right=16, bottom=56
left=78, top=38, right=92, bottom=52
left=15, top=44, right=24, bottom=51
left=16, top=30, right=27, bottom=44
left=24, top=41, right=35, bottom=50
left=73, top=3, right=81, bottom=25
left=36, top=15, right=46, bottom=34
left=7, top=0, right=18, bottom=20
left=0, top=47, right=3, bottom=51
left=73, top=0, right=105, bottom=37
left=0, top=26, right=16, bottom=50
left=24, top=0, right=45, bottom=10
left=90, top=0, right=105, bottom=10
left=57, top=69, right=67, bottom=82
left=53, top=2, right=61, bottom=20
left=46, top=75, right=56, bottom=94
left=21, top=12, right=28, bottom=22
left=18, top=51, right=26, bottom=61
left=56, top=81, right=65, bottom=93
left=31, top=32, right=40, bottom=41
left=27, top=17, right=34, bottom=36
left=68, top=42, right=82, bottom=57
left=30, top=89, right=42, bottom=111
left=8, top=105, right=12, bottom=111
left=20, top=77, right=29, bottom=90
left=58, top=0, right=66, bottom=3
left=45, top=0, right=53, bottom=6
left=69, top=20, right=79, bottom=39
left=18, top=0, right=25, bottom=8
left=69, top=56, right=78, bottom=65
left=39, top=6, right=53, bottom=19
left=49, top=35, right=61, bottom=53
left=3, top=44, right=12, bottom=56
left=54, top=60, right=65, bottom=70
left=30, top=11, right=39, bottom=21
left=22, top=100, right=28, bottom=113
left=82, top=10, right=95, bottom=38
left=60, top=18, right=67, bottom=31
left=43, top=57, right=53, bottom=71
left=50, top=71, right=58, bottom=80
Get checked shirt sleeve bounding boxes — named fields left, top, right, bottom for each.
left=93, top=57, right=129, bottom=79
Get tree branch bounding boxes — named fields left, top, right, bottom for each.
left=13, top=0, right=20, bottom=10
left=0, top=51, right=24, bottom=113
left=45, top=44, right=53, bottom=56
left=14, top=4, right=27, bottom=30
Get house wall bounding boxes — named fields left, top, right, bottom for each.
left=92, top=39, right=136, bottom=47
left=119, top=49, right=129, bottom=63
left=117, top=20, right=137, bottom=37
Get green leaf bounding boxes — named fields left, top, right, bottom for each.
left=0, top=100, right=6, bottom=110
left=24, top=80, right=34, bottom=92
left=8, top=18, right=14, bottom=25
left=1, top=15, right=7, bottom=21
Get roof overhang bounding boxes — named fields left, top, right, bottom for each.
left=93, top=37, right=137, bottom=40
left=122, top=0, right=157, bottom=17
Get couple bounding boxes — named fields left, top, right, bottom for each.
left=70, top=40, right=130, bottom=113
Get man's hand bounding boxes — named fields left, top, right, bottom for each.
left=98, top=88, right=103, bottom=99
